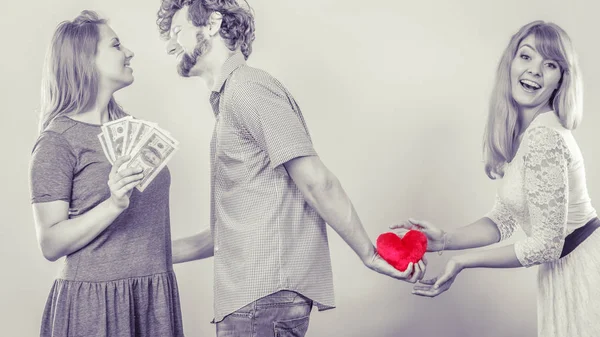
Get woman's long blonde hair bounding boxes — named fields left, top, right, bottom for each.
left=39, top=10, right=126, bottom=133
left=483, top=21, right=582, bottom=179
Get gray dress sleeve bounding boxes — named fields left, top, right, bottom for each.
left=30, top=131, right=77, bottom=204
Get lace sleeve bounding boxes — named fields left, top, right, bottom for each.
left=514, top=127, right=570, bottom=267
left=485, top=194, right=518, bottom=241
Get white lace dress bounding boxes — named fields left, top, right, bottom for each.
left=485, top=111, right=600, bottom=337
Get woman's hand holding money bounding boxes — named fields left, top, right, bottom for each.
left=108, top=155, right=144, bottom=210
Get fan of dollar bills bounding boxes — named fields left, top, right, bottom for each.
left=98, top=116, right=179, bottom=192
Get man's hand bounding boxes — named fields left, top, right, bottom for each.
left=363, top=246, right=428, bottom=283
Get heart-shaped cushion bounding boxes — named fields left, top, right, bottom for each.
left=376, top=230, right=428, bottom=271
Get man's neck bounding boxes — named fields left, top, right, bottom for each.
left=200, top=48, right=238, bottom=92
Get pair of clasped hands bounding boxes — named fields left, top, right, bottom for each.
left=384, top=218, right=462, bottom=298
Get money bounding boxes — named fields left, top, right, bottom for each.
left=102, top=116, right=132, bottom=160
left=97, top=116, right=179, bottom=192
left=126, top=120, right=156, bottom=156
left=122, top=127, right=179, bottom=192
left=124, top=119, right=143, bottom=156
left=98, top=133, right=114, bottom=164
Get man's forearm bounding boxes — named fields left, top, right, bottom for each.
left=303, top=176, right=374, bottom=262
left=284, top=156, right=375, bottom=263
left=172, top=228, right=214, bottom=264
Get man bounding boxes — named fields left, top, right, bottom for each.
left=156, top=1, right=426, bottom=335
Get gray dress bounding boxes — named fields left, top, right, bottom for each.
left=29, top=116, right=184, bottom=337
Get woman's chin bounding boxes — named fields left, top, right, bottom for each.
left=118, top=77, right=135, bottom=90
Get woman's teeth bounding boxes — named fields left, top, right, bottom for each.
left=520, top=79, right=541, bottom=91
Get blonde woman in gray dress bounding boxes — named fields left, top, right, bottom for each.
left=393, top=21, right=600, bottom=337
left=29, top=10, right=184, bottom=336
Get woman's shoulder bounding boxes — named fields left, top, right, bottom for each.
left=522, top=119, right=573, bottom=163
left=33, top=117, right=80, bottom=152
left=529, top=111, right=570, bottom=133
left=40, top=116, right=82, bottom=138
left=525, top=112, right=568, bottom=139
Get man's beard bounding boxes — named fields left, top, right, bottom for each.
left=178, top=33, right=211, bottom=77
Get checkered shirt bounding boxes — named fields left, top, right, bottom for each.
left=209, top=52, right=336, bottom=322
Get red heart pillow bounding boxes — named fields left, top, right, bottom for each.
left=376, top=230, right=428, bottom=272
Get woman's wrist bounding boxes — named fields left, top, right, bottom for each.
left=105, top=197, right=127, bottom=215
left=437, top=230, right=453, bottom=254
left=451, top=254, right=471, bottom=270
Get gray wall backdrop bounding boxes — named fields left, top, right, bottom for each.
left=2, top=0, right=599, bottom=336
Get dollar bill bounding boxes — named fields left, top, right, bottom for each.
left=124, top=119, right=142, bottom=156
left=123, top=127, right=179, bottom=192
left=102, top=116, right=132, bottom=160
left=97, top=132, right=114, bottom=164
left=126, top=120, right=156, bottom=157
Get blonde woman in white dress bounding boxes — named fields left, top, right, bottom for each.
left=392, top=20, right=600, bottom=337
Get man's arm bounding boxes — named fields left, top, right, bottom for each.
left=172, top=227, right=214, bottom=264
left=284, top=155, right=425, bottom=282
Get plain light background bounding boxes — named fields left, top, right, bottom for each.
left=2, top=0, right=599, bottom=336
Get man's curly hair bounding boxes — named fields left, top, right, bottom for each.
left=157, top=0, right=255, bottom=60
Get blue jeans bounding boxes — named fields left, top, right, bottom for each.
left=216, top=290, right=313, bottom=337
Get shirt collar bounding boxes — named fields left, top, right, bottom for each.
left=211, top=51, right=246, bottom=93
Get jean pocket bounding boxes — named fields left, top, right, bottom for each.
left=223, top=302, right=254, bottom=320
left=227, top=311, right=252, bottom=319
left=274, top=315, right=310, bottom=337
